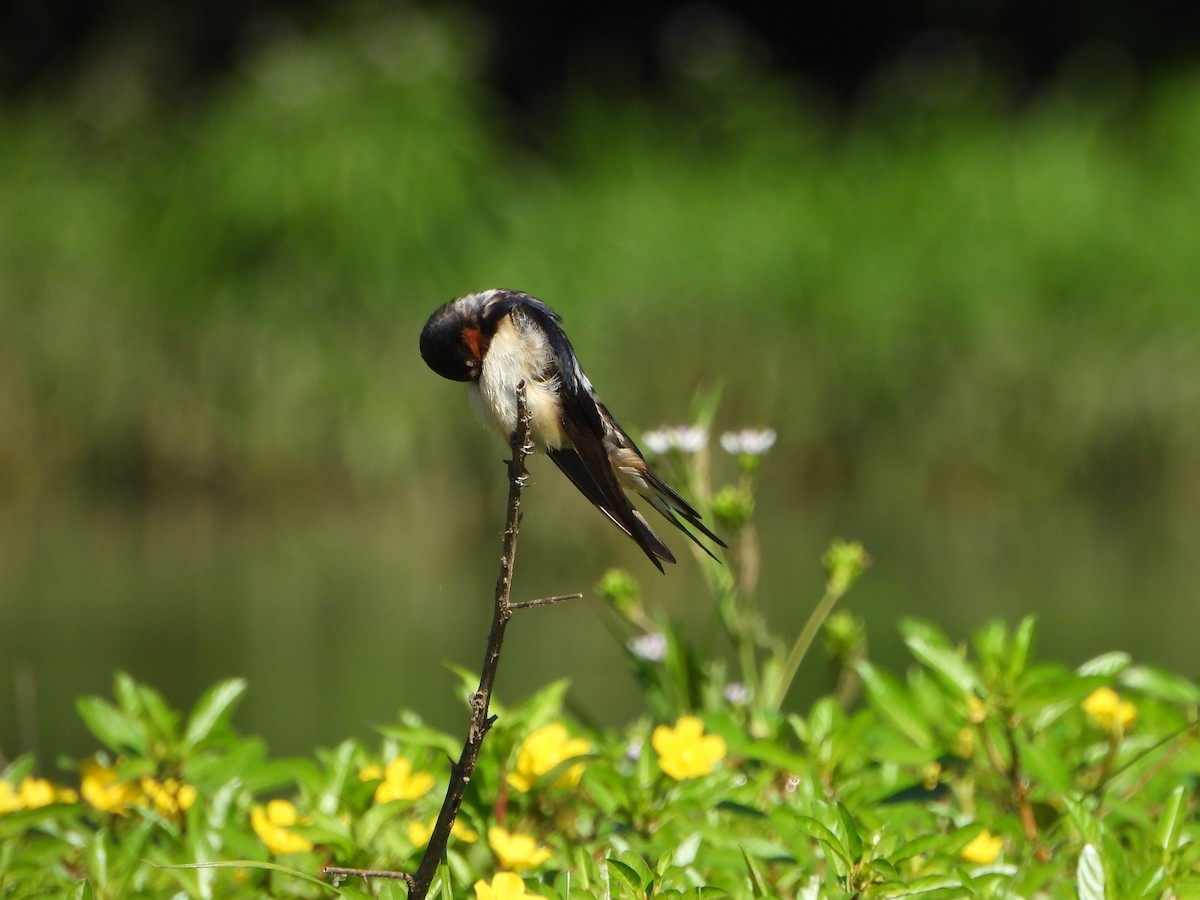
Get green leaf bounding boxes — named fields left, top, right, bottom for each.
left=375, top=721, right=460, bottom=758
left=971, top=619, right=1007, bottom=672
left=1019, top=670, right=1106, bottom=731
left=740, top=845, right=770, bottom=899
left=901, top=619, right=982, bottom=700
left=1022, top=741, right=1076, bottom=797
left=1077, top=844, right=1105, bottom=900
left=112, top=672, right=180, bottom=746
left=65, top=880, right=94, bottom=900
left=1128, top=865, right=1167, bottom=898
left=113, top=671, right=141, bottom=718
left=1155, top=783, right=1188, bottom=851
left=606, top=856, right=648, bottom=897
left=337, top=887, right=379, bottom=900
left=508, top=678, right=572, bottom=729
left=793, top=816, right=855, bottom=872
left=835, top=803, right=863, bottom=860
left=674, top=832, right=702, bottom=867
left=806, top=697, right=838, bottom=746
left=853, top=660, right=933, bottom=748
left=184, top=678, right=248, bottom=748
left=1008, top=615, right=1038, bottom=681
left=1077, top=652, right=1131, bottom=677
left=1060, top=795, right=1103, bottom=847
left=1120, top=666, right=1200, bottom=705
left=739, top=738, right=809, bottom=771
left=76, top=696, right=146, bottom=755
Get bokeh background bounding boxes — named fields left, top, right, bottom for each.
left=2, top=0, right=1198, bottom=762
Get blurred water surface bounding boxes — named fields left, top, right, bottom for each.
left=3, top=452, right=1195, bottom=759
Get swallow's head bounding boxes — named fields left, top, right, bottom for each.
left=419, top=293, right=494, bottom=382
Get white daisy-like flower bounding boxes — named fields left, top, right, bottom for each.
left=628, top=632, right=668, bottom=662
left=723, top=682, right=751, bottom=705
left=643, top=425, right=708, bottom=455
left=720, top=428, right=777, bottom=457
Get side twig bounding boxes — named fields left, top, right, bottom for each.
left=322, top=381, right=539, bottom=897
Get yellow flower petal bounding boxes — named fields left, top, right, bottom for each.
left=1, top=777, right=78, bottom=814
left=266, top=798, right=300, bottom=826
left=488, top=827, right=552, bottom=872
left=80, top=759, right=141, bottom=815
left=138, top=776, right=195, bottom=820
left=0, top=781, right=24, bottom=814
left=410, top=818, right=478, bottom=847
left=507, top=723, right=591, bottom=793
left=251, top=802, right=314, bottom=855
left=1083, top=687, right=1137, bottom=734
left=19, top=777, right=57, bottom=809
left=960, top=829, right=1004, bottom=865
left=475, top=871, right=533, bottom=900
left=375, top=757, right=436, bottom=804
left=651, top=716, right=727, bottom=781
left=177, top=783, right=197, bottom=812
left=408, top=819, right=433, bottom=846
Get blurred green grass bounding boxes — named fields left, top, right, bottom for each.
left=2, top=9, right=1198, bottom=759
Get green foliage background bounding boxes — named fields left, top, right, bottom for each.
left=1, top=6, right=1198, bottom=760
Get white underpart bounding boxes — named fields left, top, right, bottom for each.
left=470, top=314, right=566, bottom=449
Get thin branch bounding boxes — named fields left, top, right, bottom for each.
left=409, top=380, right=535, bottom=897
left=323, top=380, right=542, bottom=897
left=510, top=592, right=585, bottom=611
left=324, top=867, right=414, bottom=885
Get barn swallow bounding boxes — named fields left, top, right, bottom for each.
left=419, top=289, right=726, bottom=571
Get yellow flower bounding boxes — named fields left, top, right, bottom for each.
left=374, top=757, right=436, bottom=804
left=80, top=759, right=141, bottom=815
left=487, top=827, right=552, bottom=872
left=475, top=872, right=538, bottom=900
left=140, top=776, right=197, bottom=820
left=960, top=829, right=1004, bottom=865
left=358, top=764, right=384, bottom=781
left=0, top=781, right=24, bottom=813
left=1083, top=687, right=1137, bottom=735
left=19, top=777, right=56, bottom=809
left=251, top=799, right=314, bottom=855
left=651, top=716, right=727, bottom=781
left=408, top=819, right=432, bottom=846
left=0, top=776, right=76, bottom=814
left=507, top=723, right=591, bottom=793
left=408, top=818, right=478, bottom=846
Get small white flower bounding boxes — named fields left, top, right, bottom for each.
left=720, top=428, right=777, bottom=457
left=723, top=682, right=751, bottom=705
left=674, top=426, right=708, bottom=453
left=643, top=425, right=708, bottom=455
left=625, top=735, right=643, bottom=762
left=642, top=429, right=673, bottom=455
left=628, top=632, right=668, bottom=662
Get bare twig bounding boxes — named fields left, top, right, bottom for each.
left=510, top=592, right=585, bottom=611
left=324, top=381, right=561, bottom=897
left=324, top=866, right=414, bottom=885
